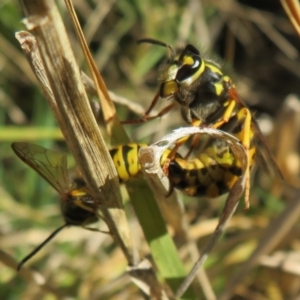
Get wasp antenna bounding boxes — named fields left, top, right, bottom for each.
left=137, top=38, right=175, bottom=57
left=17, top=223, right=69, bottom=271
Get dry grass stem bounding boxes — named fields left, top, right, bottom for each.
left=18, top=0, right=135, bottom=264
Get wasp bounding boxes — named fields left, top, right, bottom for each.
left=167, top=142, right=243, bottom=199
left=111, top=142, right=244, bottom=202
left=11, top=137, right=272, bottom=269
left=122, top=39, right=283, bottom=208
left=12, top=142, right=170, bottom=269
left=12, top=142, right=101, bottom=270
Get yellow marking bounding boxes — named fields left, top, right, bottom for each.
left=249, top=147, right=256, bottom=165
left=214, top=82, right=224, bottom=96
left=199, top=154, right=223, bottom=181
left=70, top=189, right=87, bottom=197
left=205, top=62, right=223, bottom=75
left=73, top=199, right=95, bottom=213
left=192, top=120, right=202, bottom=126
left=241, top=108, right=251, bottom=150
left=224, top=171, right=239, bottom=189
left=126, top=146, right=141, bottom=178
left=241, top=108, right=252, bottom=210
left=180, top=58, right=206, bottom=87
left=111, top=147, right=130, bottom=181
left=212, top=99, right=236, bottom=128
left=215, top=151, right=235, bottom=167
left=182, top=55, right=194, bottom=65
left=184, top=186, right=197, bottom=196
left=191, top=159, right=212, bottom=186
left=161, top=81, right=179, bottom=97
left=193, top=58, right=205, bottom=78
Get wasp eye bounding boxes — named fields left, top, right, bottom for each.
left=176, top=58, right=201, bottom=82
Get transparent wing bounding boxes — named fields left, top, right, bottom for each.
left=12, top=142, right=69, bottom=194
left=251, top=120, right=284, bottom=179
left=228, top=86, right=283, bottom=180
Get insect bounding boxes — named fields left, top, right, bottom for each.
left=11, top=136, right=272, bottom=270
left=110, top=143, right=148, bottom=182
left=12, top=142, right=169, bottom=270
left=110, top=142, right=244, bottom=202
left=123, top=39, right=283, bottom=208
left=167, top=142, right=243, bottom=199
left=12, top=142, right=100, bottom=270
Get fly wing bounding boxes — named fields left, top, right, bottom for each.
left=12, top=142, right=69, bottom=194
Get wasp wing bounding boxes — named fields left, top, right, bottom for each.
left=251, top=120, right=284, bottom=180
left=12, top=142, right=69, bottom=194
left=228, top=86, right=283, bottom=180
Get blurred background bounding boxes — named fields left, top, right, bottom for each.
left=1, top=0, right=300, bottom=299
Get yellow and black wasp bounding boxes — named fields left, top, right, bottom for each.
left=12, top=142, right=101, bottom=270
left=12, top=142, right=168, bottom=270
left=122, top=38, right=283, bottom=208
left=111, top=142, right=244, bottom=202
left=13, top=141, right=242, bottom=269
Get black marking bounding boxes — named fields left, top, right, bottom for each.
left=201, top=168, right=208, bottom=175
left=181, top=44, right=200, bottom=56
left=229, top=166, right=243, bottom=176
left=109, top=148, right=118, bottom=158
left=72, top=177, right=86, bottom=189
left=176, top=58, right=203, bottom=82
left=62, top=195, right=96, bottom=225
left=122, top=145, right=134, bottom=176
left=189, top=169, right=199, bottom=177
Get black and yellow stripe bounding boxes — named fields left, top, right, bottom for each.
left=109, top=143, right=242, bottom=199
left=167, top=145, right=242, bottom=198
left=12, top=141, right=245, bottom=270
left=109, top=143, right=173, bottom=182
left=109, top=143, right=147, bottom=182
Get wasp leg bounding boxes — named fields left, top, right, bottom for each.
left=221, top=107, right=252, bottom=209
left=207, top=97, right=252, bottom=209
left=166, top=119, right=203, bottom=162
left=121, top=92, right=159, bottom=124
left=216, top=106, right=252, bottom=209
left=121, top=91, right=176, bottom=124
left=234, top=107, right=252, bottom=210
left=166, top=128, right=202, bottom=168
left=72, top=198, right=109, bottom=233
left=184, top=133, right=202, bottom=159
left=144, top=91, right=160, bottom=116
left=165, top=135, right=191, bottom=164
left=121, top=103, right=175, bottom=124
left=179, top=119, right=208, bottom=159
left=212, top=99, right=237, bottom=129
left=72, top=197, right=95, bottom=213
left=81, top=217, right=110, bottom=234
left=73, top=198, right=103, bottom=218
